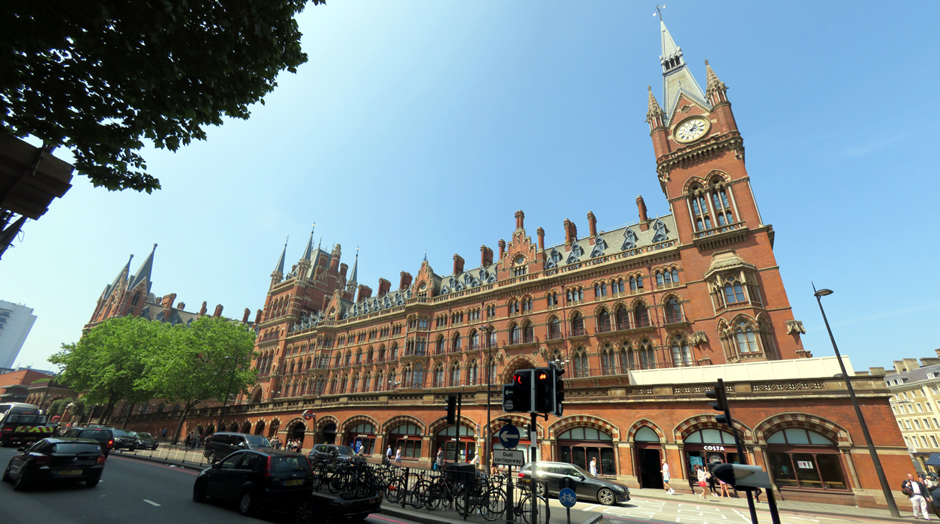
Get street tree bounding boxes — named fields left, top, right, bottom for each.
left=1, top=0, right=324, bottom=193
left=140, top=316, right=256, bottom=444
left=48, top=316, right=168, bottom=424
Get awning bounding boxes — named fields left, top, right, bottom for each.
left=925, top=453, right=940, bottom=467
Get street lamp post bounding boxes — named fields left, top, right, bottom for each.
left=217, top=355, right=241, bottom=433
left=814, top=287, right=900, bottom=517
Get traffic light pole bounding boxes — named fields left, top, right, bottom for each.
left=719, top=379, right=760, bottom=524
left=530, top=411, right=538, bottom=524
left=454, top=392, right=462, bottom=463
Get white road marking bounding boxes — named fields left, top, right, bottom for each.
left=143, top=499, right=161, bottom=507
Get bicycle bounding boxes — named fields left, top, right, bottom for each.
left=513, top=491, right=550, bottom=524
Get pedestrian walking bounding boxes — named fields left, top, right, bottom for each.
left=394, top=446, right=403, bottom=465
left=902, top=472, right=933, bottom=520
left=435, top=447, right=444, bottom=471
left=718, top=477, right=731, bottom=499
left=385, top=445, right=392, bottom=465
left=589, top=457, right=598, bottom=476
left=695, top=465, right=711, bottom=501
left=661, top=459, right=675, bottom=495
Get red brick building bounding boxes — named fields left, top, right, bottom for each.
left=122, top=20, right=908, bottom=509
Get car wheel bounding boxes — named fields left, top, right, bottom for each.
left=152, top=445, right=158, bottom=450
left=535, top=482, right=548, bottom=497
left=292, top=497, right=315, bottom=524
left=193, top=480, right=207, bottom=503
left=2, top=464, right=11, bottom=482
left=205, top=451, right=215, bottom=464
left=238, top=490, right=253, bottom=516
left=86, top=475, right=101, bottom=488
left=13, top=469, right=30, bottom=491
left=597, top=488, right=615, bottom=506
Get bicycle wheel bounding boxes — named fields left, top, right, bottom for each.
left=408, top=479, right=432, bottom=509
left=385, top=474, right=405, bottom=503
left=516, top=494, right=550, bottom=524
left=481, top=488, right=507, bottom=521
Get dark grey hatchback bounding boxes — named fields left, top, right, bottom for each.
left=518, top=461, right=630, bottom=505
left=194, top=450, right=313, bottom=517
left=2, top=437, right=105, bottom=491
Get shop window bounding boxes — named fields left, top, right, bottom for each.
left=766, top=428, right=847, bottom=491
left=557, top=426, right=615, bottom=476
left=436, top=426, right=477, bottom=463
left=390, top=424, right=423, bottom=459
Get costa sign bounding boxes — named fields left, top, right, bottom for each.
left=703, top=445, right=726, bottom=451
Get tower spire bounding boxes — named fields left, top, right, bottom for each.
left=658, top=19, right=709, bottom=122
left=128, top=243, right=157, bottom=293
left=301, top=224, right=316, bottom=261
left=349, top=247, right=359, bottom=284
left=704, top=59, right=729, bottom=103
left=273, top=237, right=287, bottom=275
left=646, top=85, right=666, bottom=130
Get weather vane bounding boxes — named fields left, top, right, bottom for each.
left=654, top=4, right=665, bottom=21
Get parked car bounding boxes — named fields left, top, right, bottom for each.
left=111, top=429, right=139, bottom=451
left=135, top=432, right=159, bottom=450
left=308, top=444, right=364, bottom=464
left=192, top=449, right=381, bottom=522
left=518, top=461, right=630, bottom=505
left=61, top=427, right=114, bottom=457
left=202, top=432, right=271, bottom=464
left=2, top=437, right=106, bottom=491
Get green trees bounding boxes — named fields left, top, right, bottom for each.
left=141, top=317, right=257, bottom=443
left=49, top=316, right=165, bottom=425
left=50, top=315, right=256, bottom=441
left=1, top=0, right=323, bottom=192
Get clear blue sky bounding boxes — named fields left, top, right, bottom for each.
left=4, top=1, right=939, bottom=373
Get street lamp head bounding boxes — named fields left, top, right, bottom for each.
left=814, top=288, right=834, bottom=298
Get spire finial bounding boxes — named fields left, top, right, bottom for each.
left=654, top=4, right=665, bottom=22
left=424, top=250, right=428, bottom=262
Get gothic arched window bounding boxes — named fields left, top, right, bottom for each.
left=664, top=298, right=683, bottom=324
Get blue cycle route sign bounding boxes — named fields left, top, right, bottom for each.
left=497, top=424, right=520, bottom=449
left=559, top=488, right=577, bottom=508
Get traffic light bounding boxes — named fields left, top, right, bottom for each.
left=552, top=363, right=564, bottom=417
left=708, top=463, right=771, bottom=490
left=533, top=367, right=553, bottom=413
left=445, top=393, right=457, bottom=424
left=706, top=378, right=732, bottom=426
left=502, top=369, right=532, bottom=413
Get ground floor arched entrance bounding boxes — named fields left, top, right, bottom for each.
left=288, top=421, right=306, bottom=442
left=435, top=425, right=476, bottom=463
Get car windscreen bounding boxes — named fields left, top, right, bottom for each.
left=4, top=414, right=46, bottom=424
left=137, top=432, right=152, bottom=439
left=271, top=455, right=311, bottom=474
left=53, top=443, right=101, bottom=454
left=79, top=430, right=111, bottom=439
left=246, top=435, right=270, bottom=447
left=336, top=446, right=354, bottom=456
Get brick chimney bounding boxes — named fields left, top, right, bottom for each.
left=340, top=263, right=348, bottom=279
left=242, top=308, right=251, bottom=323
left=213, top=304, right=224, bottom=317
left=161, top=293, right=177, bottom=308
left=453, top=254, right=465, bottom=275
left=378, top=278, right=392, bottom=296
left=357, top=284, right=372, bottom=302
left=637, top=195, right=649, bottom=231
left=480, top=246, right=493, bottom=267
left=498, top=239, right=506, bottom=259
left=177, top=301, right=186, bottom=311
left=564, top=219, right=577, bottom=245
left=537, top=227, right=545, bottom=251
left=199, top=301, right=207, bottom=315
left=400, top=271, right=413, bottom=290
left=515, top=210, right=525, bottom=230
left=330, top=244, right=342, bottom=272
left=587, top=211, right=597, bottom=237
left=254, top=309, right=262, bottom=324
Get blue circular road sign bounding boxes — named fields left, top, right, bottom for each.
left=497, top=424, right=520, bottom=449
left=559, top=488, right=577, bottom=508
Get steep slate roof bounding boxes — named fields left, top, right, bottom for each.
left=273, top=240, right=288, bottom=274
left=543, top=216, right=679, bottom=271
left=885, top=364, right=940, bottom=387
left=659, top=20, right=710, bottom=122
left=102, top=254, right=133, bottom=301
left=128, top=244, right=157, bottom=294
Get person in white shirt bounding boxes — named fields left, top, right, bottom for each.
left=661, top=459, right=675, bottom=495
left=589, top=457, right=598, bottom=476
left=902, top=473, right=933, bottom=520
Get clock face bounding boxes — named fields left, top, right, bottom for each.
left=674, top=117, right=710, bottom=143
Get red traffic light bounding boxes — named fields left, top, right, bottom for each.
left=513, top=373, right=525, bottom=385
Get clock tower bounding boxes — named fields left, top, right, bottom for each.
left=646, top=19, right=809, bottom=362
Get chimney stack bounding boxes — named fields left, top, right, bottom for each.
left=378, top=278, right=392, bottom=296
left=213, top=304, right=223, bottom=317
left=400, top=271, right=413, bottom=290
left=340, top=263, right=348, bottom=279
left=537, top=227, right=545, bottom=251
left=254, top=309, right=262, bottom=325
left=199, top=301, right=207, bottom=315
left=564, top=219, right=577, bottom=245
left=453, top=254, right=465, bottom=275
left=515, top=210, right=525, bottom=230
left=177, top=301, right=186, bottom=310
left=637, top=195, right=649, bottom=231
left=480, top=245, right=493, bottom=267
left=498, top=239, right=506, bottom=259
left=357, top=284, right=372, bottom=302
left=242, top=308, right=251, bottom=323
left=587, top=211, right=597, bottom=237
left=161, top=293, right=177, bottom=308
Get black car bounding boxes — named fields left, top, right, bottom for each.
left=62, top=427, right=114, bottom=457
left=203, top=432, right=271, bottom=463
left=194, top=450, right=311, bottom=516
left=518, top=461, right=630, bottom=505
left=2, top=437, right=106, bottom=491
left=135, top=432, right=159, bottom=450
left=112, top=429, right=138, bottom=451
left=308, top=444, right=364, bottom=464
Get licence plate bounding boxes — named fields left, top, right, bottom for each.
left=59, top=470, right=83, bottom=476
left=285, top=479, right=303, bottom=486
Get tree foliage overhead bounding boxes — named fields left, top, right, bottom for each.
left=1, top=0, right=323, bottom=193
left=49, top=316, right=168, bottom=423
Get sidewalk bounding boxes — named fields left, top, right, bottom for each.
left=112, top=449, right=913, bottom=524
left=628, top=486, right=914, bottom=522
